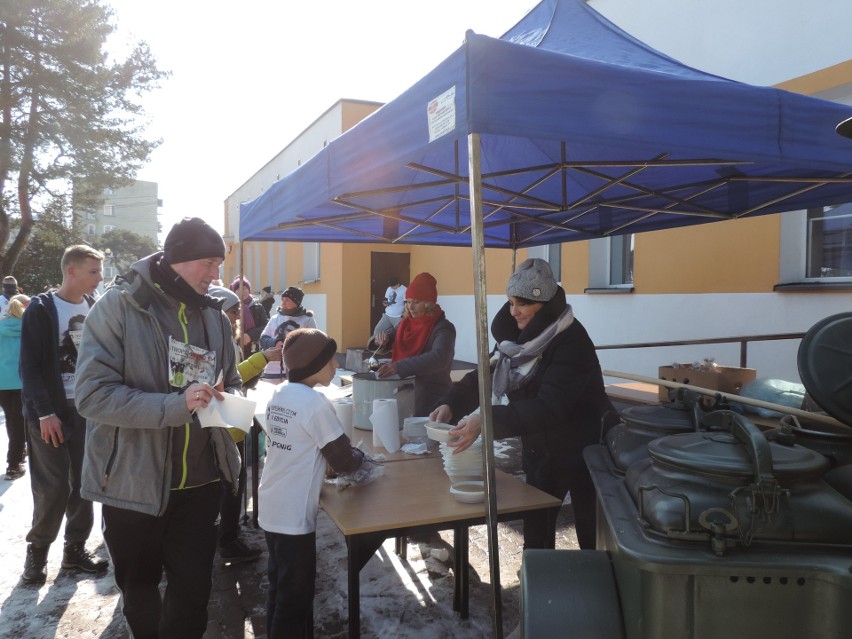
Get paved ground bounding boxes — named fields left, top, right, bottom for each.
left=0, top=420, right=581, bottom=638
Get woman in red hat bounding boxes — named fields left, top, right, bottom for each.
left=375, top=273, right=456, bottom=417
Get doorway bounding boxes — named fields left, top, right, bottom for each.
left=370, top=252, right=410, bottom=340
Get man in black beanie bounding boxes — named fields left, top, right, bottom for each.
left=75, top=217, right=243, bottom=639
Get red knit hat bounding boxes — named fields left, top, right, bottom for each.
left=406, top=272, right=438, bottom=303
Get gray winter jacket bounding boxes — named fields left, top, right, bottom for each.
left=75, top=255, right=242, bottom=516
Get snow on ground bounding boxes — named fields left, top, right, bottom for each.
left=0, top=417, right=580, bottom=638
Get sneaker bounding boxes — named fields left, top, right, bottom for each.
left=219, top=538, right=262, bottom=564
left=61, top=542, right=109, bottom=574
left=22, top=544, right=49, bottom=584
left=4, top=463, right=25, bottom=480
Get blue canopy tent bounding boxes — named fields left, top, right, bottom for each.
left=240, top=0, right=852, bottom=634
left=241, top=0, right=852, bottom=247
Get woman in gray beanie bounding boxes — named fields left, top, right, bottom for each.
left=430, top=258, right=614, bottom=550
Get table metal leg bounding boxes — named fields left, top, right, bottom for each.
left=394, top=535, right=408, bottom=560
left=345, top=533, right=388, bottom=639
left=346, top=536, right=361, bottom=639
left=452, top=525, right=470, bottom=618
left=251, top=418, right=261, bottom=528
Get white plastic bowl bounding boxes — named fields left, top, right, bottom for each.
left=449, top=480, right=485, bottom=504
left=426, top=422, right=455, bottom=442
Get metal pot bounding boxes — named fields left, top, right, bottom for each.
left=605, top=399, right=701, bottom=473
left=351, top=372, right=415, bottom=430
left=625, top=411, right=847, bottom=550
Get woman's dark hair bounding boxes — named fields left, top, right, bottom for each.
left=387, top=276, right=400, bottom=286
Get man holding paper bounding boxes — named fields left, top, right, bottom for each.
left=75, top=217, right=242, bottom=639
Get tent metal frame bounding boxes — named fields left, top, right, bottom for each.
left=262, top=146, right=852, bottom=249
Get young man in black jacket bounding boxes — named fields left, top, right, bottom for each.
left=20, top=245, right=108, bottom=584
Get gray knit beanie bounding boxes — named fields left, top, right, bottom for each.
left=284, top=328, right=338, bottom=383
left=506, top=258, right=557, bottom=302
left=208, top=285, right=240, bottom=313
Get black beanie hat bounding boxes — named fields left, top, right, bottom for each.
left=281, top=286, right=305, bottom=306
left=163, top=217, right=226, bottom=265
left=284, top=328, right=337, bottom=383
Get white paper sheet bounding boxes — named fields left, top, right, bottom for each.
left=198, top=392, right=258, bottom=433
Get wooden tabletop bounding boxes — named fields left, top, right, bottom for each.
left=606, top=381, right=660, bottom=405
left=320, top=456, right=561, bottom=536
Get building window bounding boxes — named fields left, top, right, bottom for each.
left=527, top=244, right=562, bottom=282
left=587, top=234, right=634, bottom=290
left=104, top=266, right=116, bottom=279
left=87, top=212, right=97, bottom=221
left=609, top=234, right=634, bottom=285
left=303, top=242, right=320, bottom=282
left=104, top=204, right=115, bottom=216
left=806, top=204, right=852, bottom=278
left=86, top=224, right=96, bottom=235
left=103, top=224, right=115, bottom=233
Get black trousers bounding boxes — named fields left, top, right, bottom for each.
left=522, top=446, right=597, bottom=550
left=102, top=481, right=221, bottom=639
left=25, top=404, right=93, bottom=547
left=265, top=530, right=316, bottom=639
left=0, top=389, right=26, bottom=467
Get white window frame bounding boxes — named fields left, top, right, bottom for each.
left=103, top=204, right=115, bottom=216
left=86, top=224, right=96, bottom=235
left=303, top=242, right=320, bottom=283
left=103, top=224, right=115, bottom=234
left=779, top=207, right=852, bottom=284
left=527, top=244, right=562, bottom=283
left=103, top=266, right=116, bottom=279
left=588, top=234, right=634, bottom=289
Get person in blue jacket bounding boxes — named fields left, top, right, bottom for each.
left=0, top=294, right=30, bottom=480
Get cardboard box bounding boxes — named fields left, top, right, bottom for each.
left=658, top=365, right=757, bottom=401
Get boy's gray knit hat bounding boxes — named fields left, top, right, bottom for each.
left=284, top=328, right=338, bottom=383
left=506, top=258, right=557, bottom=302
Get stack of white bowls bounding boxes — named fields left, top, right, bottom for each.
left=440, top=437, right=483, bottom=482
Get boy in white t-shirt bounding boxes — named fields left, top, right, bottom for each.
left=259, top=328, right=366, bottom=637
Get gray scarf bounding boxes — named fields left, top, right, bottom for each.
left=491, top=304, right=575, bottom=398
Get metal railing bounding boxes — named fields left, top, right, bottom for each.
left=595, top=332, right=807, bottom=369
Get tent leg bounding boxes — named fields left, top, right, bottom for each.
left=468, top=131, right=503, bottom=638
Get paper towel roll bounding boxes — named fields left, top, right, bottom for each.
left=370, top=398, right=400, bottom=452
left=333, top=398, right=353, bottom=440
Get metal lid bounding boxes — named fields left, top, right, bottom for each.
left=648, top=431, right=830, bottom=481
left=797, top=312, right=852, bottom=427
left=620, top=403, right=695, bottom=432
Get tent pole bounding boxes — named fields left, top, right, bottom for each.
left=237, top=239, right=244, bottom=339
left=468, top=131, right=503, bottom=638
